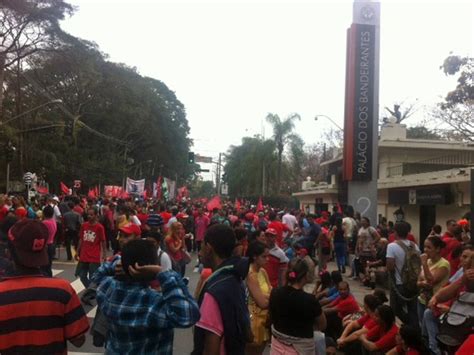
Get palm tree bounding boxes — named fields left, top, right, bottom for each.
left=266, top=113, right=301, bottom=193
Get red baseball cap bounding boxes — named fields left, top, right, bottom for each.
left=8, top=219, right=49, bottom=267
left=176, top=213, right=189, bottom=219
left=119, top=223, right=141, bottom=236
left=265, top=228, right=277, bottom=236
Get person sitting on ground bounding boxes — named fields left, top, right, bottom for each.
left=387, top=324, right=427, bottom=355
left=416, top=236, right=450, bottom=329
left=341, top=288, right=388, bottom=327
left=361, top=237, right=388, bottom=289
left=314, top=270, right=332, bottom=296
left=323, top=281, right=361, bottom=340
left=318, top=270, right=343, bottom=305
left=96, top=239, right=200, bottom=354
left=337, top=294, right=382, bottom=349
left=358, top=305, right=399, bottom=354
left=325, top=336, right=338, bottom=355
left=269, top=258, right=326, bottom=354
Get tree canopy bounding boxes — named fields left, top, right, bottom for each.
left=0, top=4, right=194, bottom=191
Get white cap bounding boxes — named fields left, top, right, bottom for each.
left=52, top=196, right=60, bottom=202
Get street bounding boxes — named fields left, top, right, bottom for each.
left=55, top=247, right=369, bottom=355
left=53, top=248, right=201, bottom=355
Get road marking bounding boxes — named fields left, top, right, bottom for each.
left=71, top=278, right=85, bottom=294
left=87, top=306, right=97, bottom=318
left=52, top=269, right=63, bottom=277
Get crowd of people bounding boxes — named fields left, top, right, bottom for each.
left=0, top=192, right=473, bottom=354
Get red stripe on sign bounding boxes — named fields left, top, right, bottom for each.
left=343, top=24, right=357, bottom=181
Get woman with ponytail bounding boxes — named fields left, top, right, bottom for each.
left=269, top=258, right=326, bottom=354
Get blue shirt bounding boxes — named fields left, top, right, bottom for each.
left=95, top=264, right=200, bottom=354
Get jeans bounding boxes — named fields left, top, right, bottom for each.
left=422, top=308, right=441, bottom=355
left=64, top=229, right=78, bottom=261
left=390, top=284, right=419, bottom=329
left=334, top=242, right=346, bottom=270
left=76, top=262, right=100, bottom=288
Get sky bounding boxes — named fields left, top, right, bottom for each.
left=60, top=0, right=473, bottom=180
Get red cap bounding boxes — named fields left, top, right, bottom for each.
left=8, top=220, right=49, bottom=267
left=119, top=223, right=141, bottom=236
left=297, top=248, right=308, bottom=257
left=176, top=213, right=189, bottom=219
left=265, top=228, right=277, bottom=236
left=245, top=212, right=254, bottom=221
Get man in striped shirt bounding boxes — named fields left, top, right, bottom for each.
left=0, top=219, right=89, bottom=354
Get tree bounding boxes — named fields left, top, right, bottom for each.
left=406, top=126, right=442, bottom=140
left=0, top=0, right=74, bottom=117
left=223, top=136, right=277, bottom=197
left=0, top=30, right=194, bottom=191
left=265, top=113, right=301, bottom=193
left=434, top=55, right=473, bottom=141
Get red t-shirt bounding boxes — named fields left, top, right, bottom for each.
left=79, top=222, right=105, bottom=263
left=388, top=233, right=416, bottom=243
left=263, top=247, right=288, bottom=288
left=357, top=314, right=377, bottom=330
left=0, top=205, right=9, bottom=222
left=268, top=221, right=289, bottom=247
left=329, top=294, right=360, bottom=318
left=73, top=205, right=84, bottom=216
left=137, top=213, right=149, bottom=231
left=160, top=212, right=172, bottom=225
left=367, top=323, right=399, bottom=352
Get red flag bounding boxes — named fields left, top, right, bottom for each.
left=88, top=188, right=96, bottom=198
left=206, top=195, right=222, bottom=211
left=120, top=190, right=129, bottom=199
left=235, top=198, right=241, bottom=210
left=37, top=185, right=49, bottom=195
left=256, top=197, right=263, bottom=212
left=60, top=182, right=70, bottom=195
left=94, top=186, right=99, bottom=197
left=142, top=189, right=147, bottom=199
left=337, top=202, right=343, bottom=214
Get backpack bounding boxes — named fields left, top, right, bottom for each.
left=395, top=240, right=421, bottom=296
left=437, top=292, right=474, bottom=350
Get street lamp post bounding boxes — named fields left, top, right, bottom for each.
left=4, top=141, right=16, bottom=194
left=314, top=114, right=344, bottom=132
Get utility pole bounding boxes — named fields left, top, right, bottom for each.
left=471, top=168, right=474, bottom=224
left=217, top=153, right=222, bottom=196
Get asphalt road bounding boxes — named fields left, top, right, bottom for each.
left=52, top=248, right=201, bottom=355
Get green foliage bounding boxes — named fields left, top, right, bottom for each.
left=406, top=126, right=442, bottom=140
left=1, top=29, right=194, bottom=191
left=223, top=136, right=277, bottom=197
left=435, top=55, right=474, bottom=142
left=265, top=112, right=301, bottom=193
left=189, top=179, right=215, bottom=198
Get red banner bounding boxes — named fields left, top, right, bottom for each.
left=206, top=195, right=222, bottom=211
left=256, top=197, right=263, bottom=212
left=60, top=182, right=70, bottom=195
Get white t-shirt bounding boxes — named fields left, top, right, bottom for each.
left=157, top=247, right=172, bottom=272
left=342, top=217, right=357, bottom=238
left=386, top=239, right=420, bottom=285
left=282, top=213, right=298, bottom=232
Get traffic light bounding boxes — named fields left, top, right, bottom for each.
left=188, top=152, right=195, bottom=164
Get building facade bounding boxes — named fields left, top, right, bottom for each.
left=293, top=123, right=474, bottom=245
